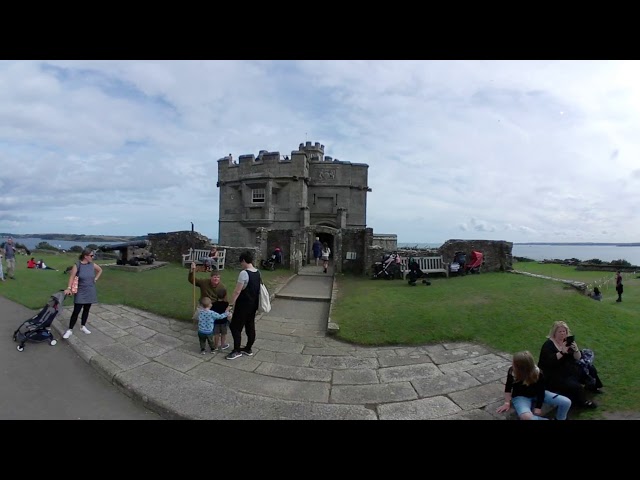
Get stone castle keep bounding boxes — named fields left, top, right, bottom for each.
left=217, top=141, right=371, bottom=247
left=150, top=141, right=513, bottom=275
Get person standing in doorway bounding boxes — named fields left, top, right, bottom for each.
left=321, top=242, right=331, bottom=274
left=226, top=250, right=261, bottom=360
left=312, top=237, right=322, bottom=266
left=63, top=248, right=103, bottom=339
left=615, top=270, right=623, bottom=302
left=4, top=237, right=17, bottom=280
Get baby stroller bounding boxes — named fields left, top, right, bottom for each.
left=465, top=250, right=483, bottom=274
left=261, top=248, right=282, bottom=271
left=406, top=257, right=431, bottom=286
left=449, top=251, right=467, bottom=276
left=12, top=291, right=66, bottom=352
left=372, top=252, right=402, bottom=280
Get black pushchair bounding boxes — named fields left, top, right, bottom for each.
left=406, top=257, right=431, bottom=286
left=261, top=248, right=283, bottom=271
left=372, top=252, right=402, bottom=280
left=13, top=291, right=66, bottom=352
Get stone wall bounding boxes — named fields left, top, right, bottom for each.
left=263, top=229, right=293, bottom=269
left=439, top=239, right=513, bottom=272
left=147, top=230, right=211, bottom=263
left=220, top=246, right=261, bottom=271
left=340, top=228, right=368, bottom=274
left=372, top=233, right=397, bottom=251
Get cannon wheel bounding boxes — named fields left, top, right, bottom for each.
left=129, top=259, right=140, bottom=266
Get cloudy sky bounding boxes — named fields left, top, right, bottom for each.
left=1, top=60, right=639, bottom=244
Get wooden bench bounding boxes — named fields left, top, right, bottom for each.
left=182, top=248, right=226, bottom=271
left=400, top=256, right=449, bottom=279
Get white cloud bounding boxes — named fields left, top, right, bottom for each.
left=1, top=60, right=640, bottom=243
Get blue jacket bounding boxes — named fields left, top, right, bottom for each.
left=198, top=309, right=228, bottom=335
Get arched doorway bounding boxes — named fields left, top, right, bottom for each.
left=306, top=225, right=341, bottom=272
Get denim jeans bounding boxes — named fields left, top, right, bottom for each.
left=512, top=390, right=572, bottom=420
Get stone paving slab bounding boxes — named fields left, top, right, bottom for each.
left=448, top=381, right=504, bottom=410
left=263, top=299, right=330, bottom=322
left=94, top=343, right=151, bottom=371
left=277, top=275, right=333, bottom=299
left=190, top=362, right=331, bottom=403
left=253, top=349, right=313, bottom=367
left=332, top=368, right=379, bottom=385
left=331, top=382, right=418, bottom=404
left=310, top=355, right=379, bottom=370
left=379, top=363, right=442, bottom=383
left=255, top=361, right=332, bottom=382
left=378, top=395, right=462, bottom=420
left=412, top=371, right=481, bottom=397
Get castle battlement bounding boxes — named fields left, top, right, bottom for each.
left=217, top=140, right=369, bottom=248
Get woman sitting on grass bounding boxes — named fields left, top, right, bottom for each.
left=538, top=320, right=601, bottom=409
left=496, top=350, right=571, bottom=420
left=589, top=287, right=602, bottom=301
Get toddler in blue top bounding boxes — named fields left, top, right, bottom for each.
left=197, top=296, right=229, bottom=354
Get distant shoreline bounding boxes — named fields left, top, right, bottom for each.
left=514, top=242, right=640, bottom=247
left=1, top=233, right=141, bottom=243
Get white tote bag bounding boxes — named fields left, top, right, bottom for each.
left=259, top=282, right=271, bottom=314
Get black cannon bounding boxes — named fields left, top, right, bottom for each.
left=99, top=240, right=156, bottom=266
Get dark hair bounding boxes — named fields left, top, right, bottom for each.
left=322, top=242, right=328, bottom=248
left=593, top=287, right=601, bottom=295
left=239, top=250, right=254, bottom=265
left=79, top=247, right=93, bottom=260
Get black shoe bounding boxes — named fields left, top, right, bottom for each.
left=226, top=351, right=242, bottom=360
left=582, top=400, right=598, bottom=409
left=240, top=347, right=254, bottom=356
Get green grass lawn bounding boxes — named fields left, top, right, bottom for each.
left=0, top=252, right=290, bottom=322
left=3, top=253, right=639, bottom=414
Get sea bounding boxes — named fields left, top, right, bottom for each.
left=398, top=243, right=640, bottom=266
left=2, top=237, right=122, bottom=252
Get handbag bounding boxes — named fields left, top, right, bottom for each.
left=70, top=263, right=80, bottom=294
left=259, top=282, right=271, bottom=314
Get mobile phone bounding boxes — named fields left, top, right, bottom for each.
left=565, top=335, right=575, bottom=345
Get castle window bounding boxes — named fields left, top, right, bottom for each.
left=252, top=188, right=265, bottom=203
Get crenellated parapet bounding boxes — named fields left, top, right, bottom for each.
left=298, top=141, right=325, bottom=162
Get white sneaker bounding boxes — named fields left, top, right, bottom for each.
left=80, top=326, right=91, bottom=334
left=63, top=329, right=73, bottom=339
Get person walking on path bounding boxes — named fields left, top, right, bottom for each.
left=312, top=237, right=322, bottom=266
left=188, top=262, right=227, bottom=303
left=615, top=270, right=624, bottom=302
left=63, top=248, right=103, bottom=339
left=3, top=237, right=17, bottom=280
left=226, top=250, right=261, bottom=360
left=321, top=242, right=331, bottom=274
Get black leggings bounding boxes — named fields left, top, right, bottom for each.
left=69, top=303, right=92, bottom=329
left=229, top=308, right=257, bottom=352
